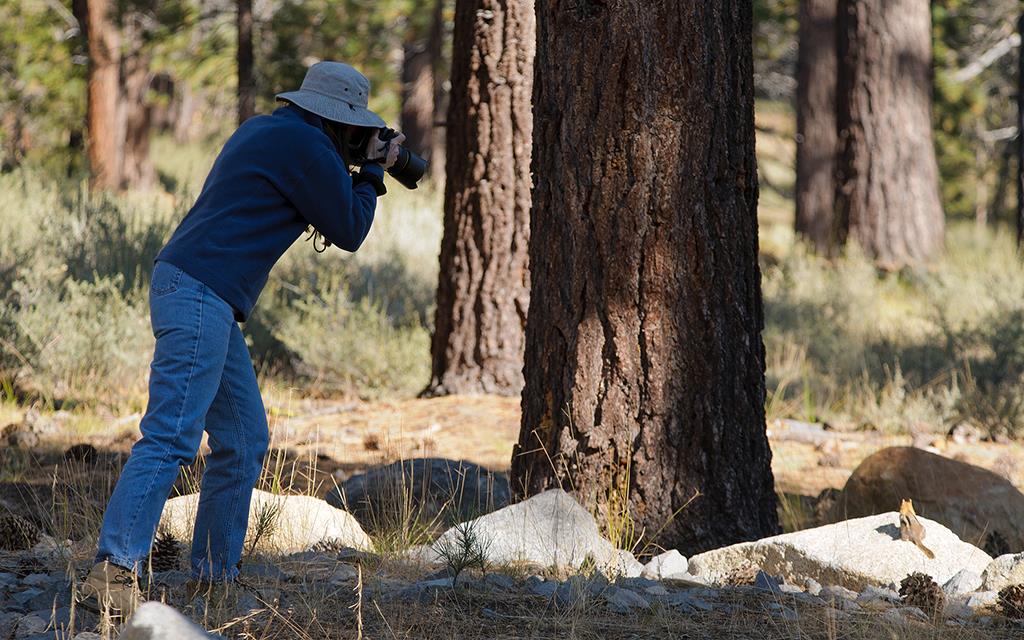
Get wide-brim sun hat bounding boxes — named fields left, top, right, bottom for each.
left=276, top=61, right=386, bottom=129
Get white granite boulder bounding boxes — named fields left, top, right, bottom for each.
left=120, top=602, right=213, bottom=639
left=981, top=552, right=1024, bottom=592
left=159, top=489, right=373, bottom=555
left=642, top=550, right=689, bottom=580
left=422, top=489, right=636, bottom=575
left=688, top=512, right=991, bottom=591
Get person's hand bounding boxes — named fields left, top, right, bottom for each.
left=365, top=130, right=406, bottom=170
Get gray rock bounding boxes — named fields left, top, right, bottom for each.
left=981, top=553, right=1024, bottom=592
left=239, top=563, right=291, bottom=581
left=0, top=573, right=17, bottom=588
left=555, top=576, right=599, bottom=607
left=20, top=575, right=51, bottom=589
left=424, top=489, right=629, bottom=574
left=326, top=458, right=510, bottom=526
left=856, top=585, right=899, bottom=611
left=642, top=550, right=688, bottom=580
left=160, top=490, right=373, bottom=555
left=120, top=602, right=215, bottom=639
left=73, top=634, right=102, bottom=640
left=753, top=571, right=784, bottom=596
left=942, top=569, right=983, bottom=596
left=644, top=584, right=670, bottom=596
left=689, top=512, right=991, bottom=591
left=667, top=592, right=714, bottom=613
left=965, top=590, right=998, bottom=612
left=820, top=585, right=858, bottom=601
left=525, top=576, right=557, bottom=598
left=483, top=573, right=515, bottom=591
left=14, top=615, right=46, bottom=638
left=328, top=564, right=359, bottom=585
left=604, top=586, right=650, bottom=613
left=10, top=589, right=42, bottom=606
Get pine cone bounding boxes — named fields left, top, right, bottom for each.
left=899, top=572, right=944, bottom=617
left=998, top=584, right=1024, bottom=619
left=146, top=529, right=182, bottom=573
left=0, top=512, right=40, bottom=551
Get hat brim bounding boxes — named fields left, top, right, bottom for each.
left=276, top=90, right=387, bottom=129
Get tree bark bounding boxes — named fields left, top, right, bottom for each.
left=85, top=0, right=122, bottom=190
left=423, top=0, right=534, bottom=397
left=511, top=1, right=778, bottom=555
left=835, top=0, right=944, bottom=268
left=237, top=0, right=256, bottom=124
left=795, top=0, right=837, bottom=252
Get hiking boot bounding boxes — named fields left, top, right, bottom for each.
left=79, top=561, right=143, bottom=618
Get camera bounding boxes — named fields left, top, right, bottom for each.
left=346, top=127, right=427, bottom=190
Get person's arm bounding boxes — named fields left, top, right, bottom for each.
left=286, top=146, right=379, bottom=252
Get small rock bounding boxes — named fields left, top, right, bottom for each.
left=965, top=590, right=998, bottom=611
left=10, top=589, right=42, bottom=605
left=555, top=576, right=591, bottom=607
left=820, top=585, right=858, bottom=601
left=526, top=575, right=557, bottom=599
left=328, top=564, right=359, bottom=585
left=14, top=615, right=46, bottom=638
left=151, top=571, right=190, bottom=588
left=604, top=586, right=650, bottom=614
left=239, top=563, right=291, bottom=581
left=668, top=592, right=714, bottom=613
left=483, top=573, right=515, bottom=591
left=942, top=569, right=982, bottom=596
left=804, top=578, right=822, bottom=596
left=20, top=574, right=51, bottom=588
left=120, top=602, right=215, bottom=639
left=856, top=585, right=899, bottom=611
left=642, top=550, right=688, bottom=580
left=753, top=570, right=783, bottom=596
left=778, top=583, right=804, bottom=595
left=644, top=585, right=670, bottom=596
left=74, top=634, right=102, bottom=640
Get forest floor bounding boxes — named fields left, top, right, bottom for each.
left=4, top=396, right=1024, bottom=639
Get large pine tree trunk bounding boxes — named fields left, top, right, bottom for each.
left=511, top=1, right=778, bottom=554
left=85, top=0, right=122, bottom=190
left=795, top=0, right=837, bottom=252
left=835, top=0, right=944, bottom=268
left=237, top=0, right=256, bottom=124
left=423, top=0, right=534, bottom=397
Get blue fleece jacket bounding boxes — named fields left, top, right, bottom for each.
left=156, top=105, right=384, bottom=321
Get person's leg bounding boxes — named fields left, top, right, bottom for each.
left=190, top=322, right=270, bottom=581
left=95, top=263, right=236, bottom=572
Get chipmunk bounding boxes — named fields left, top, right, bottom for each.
left=899, top=499, right=935, bottom=559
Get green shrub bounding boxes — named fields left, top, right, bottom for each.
left=271, top=279, right=430, bottom=398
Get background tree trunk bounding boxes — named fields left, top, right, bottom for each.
left=119, top=12, right=155, bottom=191
left=427, top=0, right=446, bottom=184
left=423, top=0, right=534, bottom=397
left=511, top=1, right=778, bottom=554
left=835, top=0, right=944, bottom=268
left=85, top=0, right=122, bottom=190
left=237, top=0, right=256, bottom=124
left=400, top=40, right=434, bottom=165
left=795, top=0, right=837, bottom=252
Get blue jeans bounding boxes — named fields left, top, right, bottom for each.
left=96, top=261, right=269, bottom=581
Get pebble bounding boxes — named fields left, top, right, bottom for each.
left=20, top=575, right=51, bottom=589
left=753, top=571, right=783, bottom=596
left=327, top=564, right=359, bottom=585
left=804, top=578, right=822, bottom=597
left=641, top=550, right=688, bottom=580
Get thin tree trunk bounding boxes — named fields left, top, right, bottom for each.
left=835, top=0, right=944, bottom=268
left=423, top=0, right=534, bottom=397
left=511, top=1, right=778, bottom=555
left=1016, top=12, right=1023, bottom=248
left=85, top=0, right=121, bottom=190
left=795, top=0, right=837, bottom=252
left=237, top=0, right=256, bottom=124
left=427, top=0, right=446, bottom=184
left=120, top=13, right=155, bottom=191
left=400, top=40, right=435, bottom=164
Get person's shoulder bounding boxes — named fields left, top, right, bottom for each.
left=259, top=109, right=333, bottom=155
